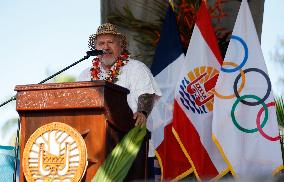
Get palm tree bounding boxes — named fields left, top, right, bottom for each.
left=52, top=74, right=76, bottom=83
left=0, top=118, right=18, bottom=146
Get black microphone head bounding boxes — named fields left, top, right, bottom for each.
left=86, top=49, right=105, bottom=56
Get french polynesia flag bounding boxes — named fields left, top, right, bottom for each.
left=171, top=1, right=229, bottom=180
left=147, top=5, right=192, bottom=181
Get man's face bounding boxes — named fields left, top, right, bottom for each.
left=95, top=34, right=122, bottom=67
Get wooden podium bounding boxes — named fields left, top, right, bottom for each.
left=15, top=81, right=147, bottom=181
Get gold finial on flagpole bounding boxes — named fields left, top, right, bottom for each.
left=169, top=0, right=174, bottom=10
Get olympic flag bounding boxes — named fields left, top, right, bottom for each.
left=147, top=6, right=192, bottom=180
left=212, top=0, right=284, bottom=178
left=171, top=1, right=228, bottom=180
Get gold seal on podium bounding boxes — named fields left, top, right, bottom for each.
left=23, top=122, right=88, bottom=182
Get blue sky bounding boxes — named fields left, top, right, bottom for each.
left=0, top=0, right=283, bottom=145
left=261, top=0, right=284, bottom=95
left=0, top=0, right=100, bottom=144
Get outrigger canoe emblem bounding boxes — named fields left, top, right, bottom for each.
left=178, top=66, right=219, bottom=114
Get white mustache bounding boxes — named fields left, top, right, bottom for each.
left=102, top=49, right=112, bottom=54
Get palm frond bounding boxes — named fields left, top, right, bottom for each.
left=275, top=96, right=284, bottom=127
left=275, top=96, right=284, bottom=163
left=92, top=126, right=147, bottom=182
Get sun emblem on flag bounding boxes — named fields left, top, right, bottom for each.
left=178, top=66, right=219, bottom=114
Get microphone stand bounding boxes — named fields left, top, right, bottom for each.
left=0, top=52, right=91, bottom=108
left=0, top=51, right=92, bottom=182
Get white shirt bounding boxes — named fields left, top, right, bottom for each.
left=78, top=58, right=162, bottom=113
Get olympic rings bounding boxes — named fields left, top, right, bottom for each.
left=231, top=94, right=268, bottom=133
left=221, top=35, right=277, bottom=141
left=233, top=68, right=271, bottom=106
left=214, top=61, right=246, bottom=99
left=256, top=102, right=281, bottom=141
left=221, top=35, right=248, bottom=73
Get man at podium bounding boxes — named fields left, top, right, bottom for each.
left=79, top=23, right=161, bottom=127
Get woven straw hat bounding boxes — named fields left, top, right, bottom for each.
left=88, top=23, right=127, bottom=50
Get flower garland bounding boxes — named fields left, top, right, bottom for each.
left=90, top=51, right=129, bottom=83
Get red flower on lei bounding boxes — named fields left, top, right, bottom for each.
left=90, top=52, right=129, bottom=83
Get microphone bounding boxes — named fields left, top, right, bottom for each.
left=86, top=49, right=106, bottom=56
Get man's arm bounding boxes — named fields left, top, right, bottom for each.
left=133, top=93, right=156, bottom=127
left=137, top=93, right=155, bottom=117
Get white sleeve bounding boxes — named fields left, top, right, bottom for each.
left=128, top=62, right=162, bottom=99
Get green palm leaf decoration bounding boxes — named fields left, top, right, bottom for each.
left=92, top=126, right=147, bottom=182
left=275, top=96, right=284, bottom=128
left=275, top=96, right=284, bottom=161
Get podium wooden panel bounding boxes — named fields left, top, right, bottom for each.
left=15, top=81, right=146, bottom=181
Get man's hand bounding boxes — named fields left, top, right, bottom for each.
left=133, top=111, right=147, bottom=127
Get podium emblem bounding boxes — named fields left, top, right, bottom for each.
left=23, top=122, right=88, bottom=182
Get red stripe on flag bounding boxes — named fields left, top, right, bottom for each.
left=172, top=100, right=219, bottom=179
left=196, top=2, right=223, bottom=65
left=156, top=122, right=192, bottom=180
